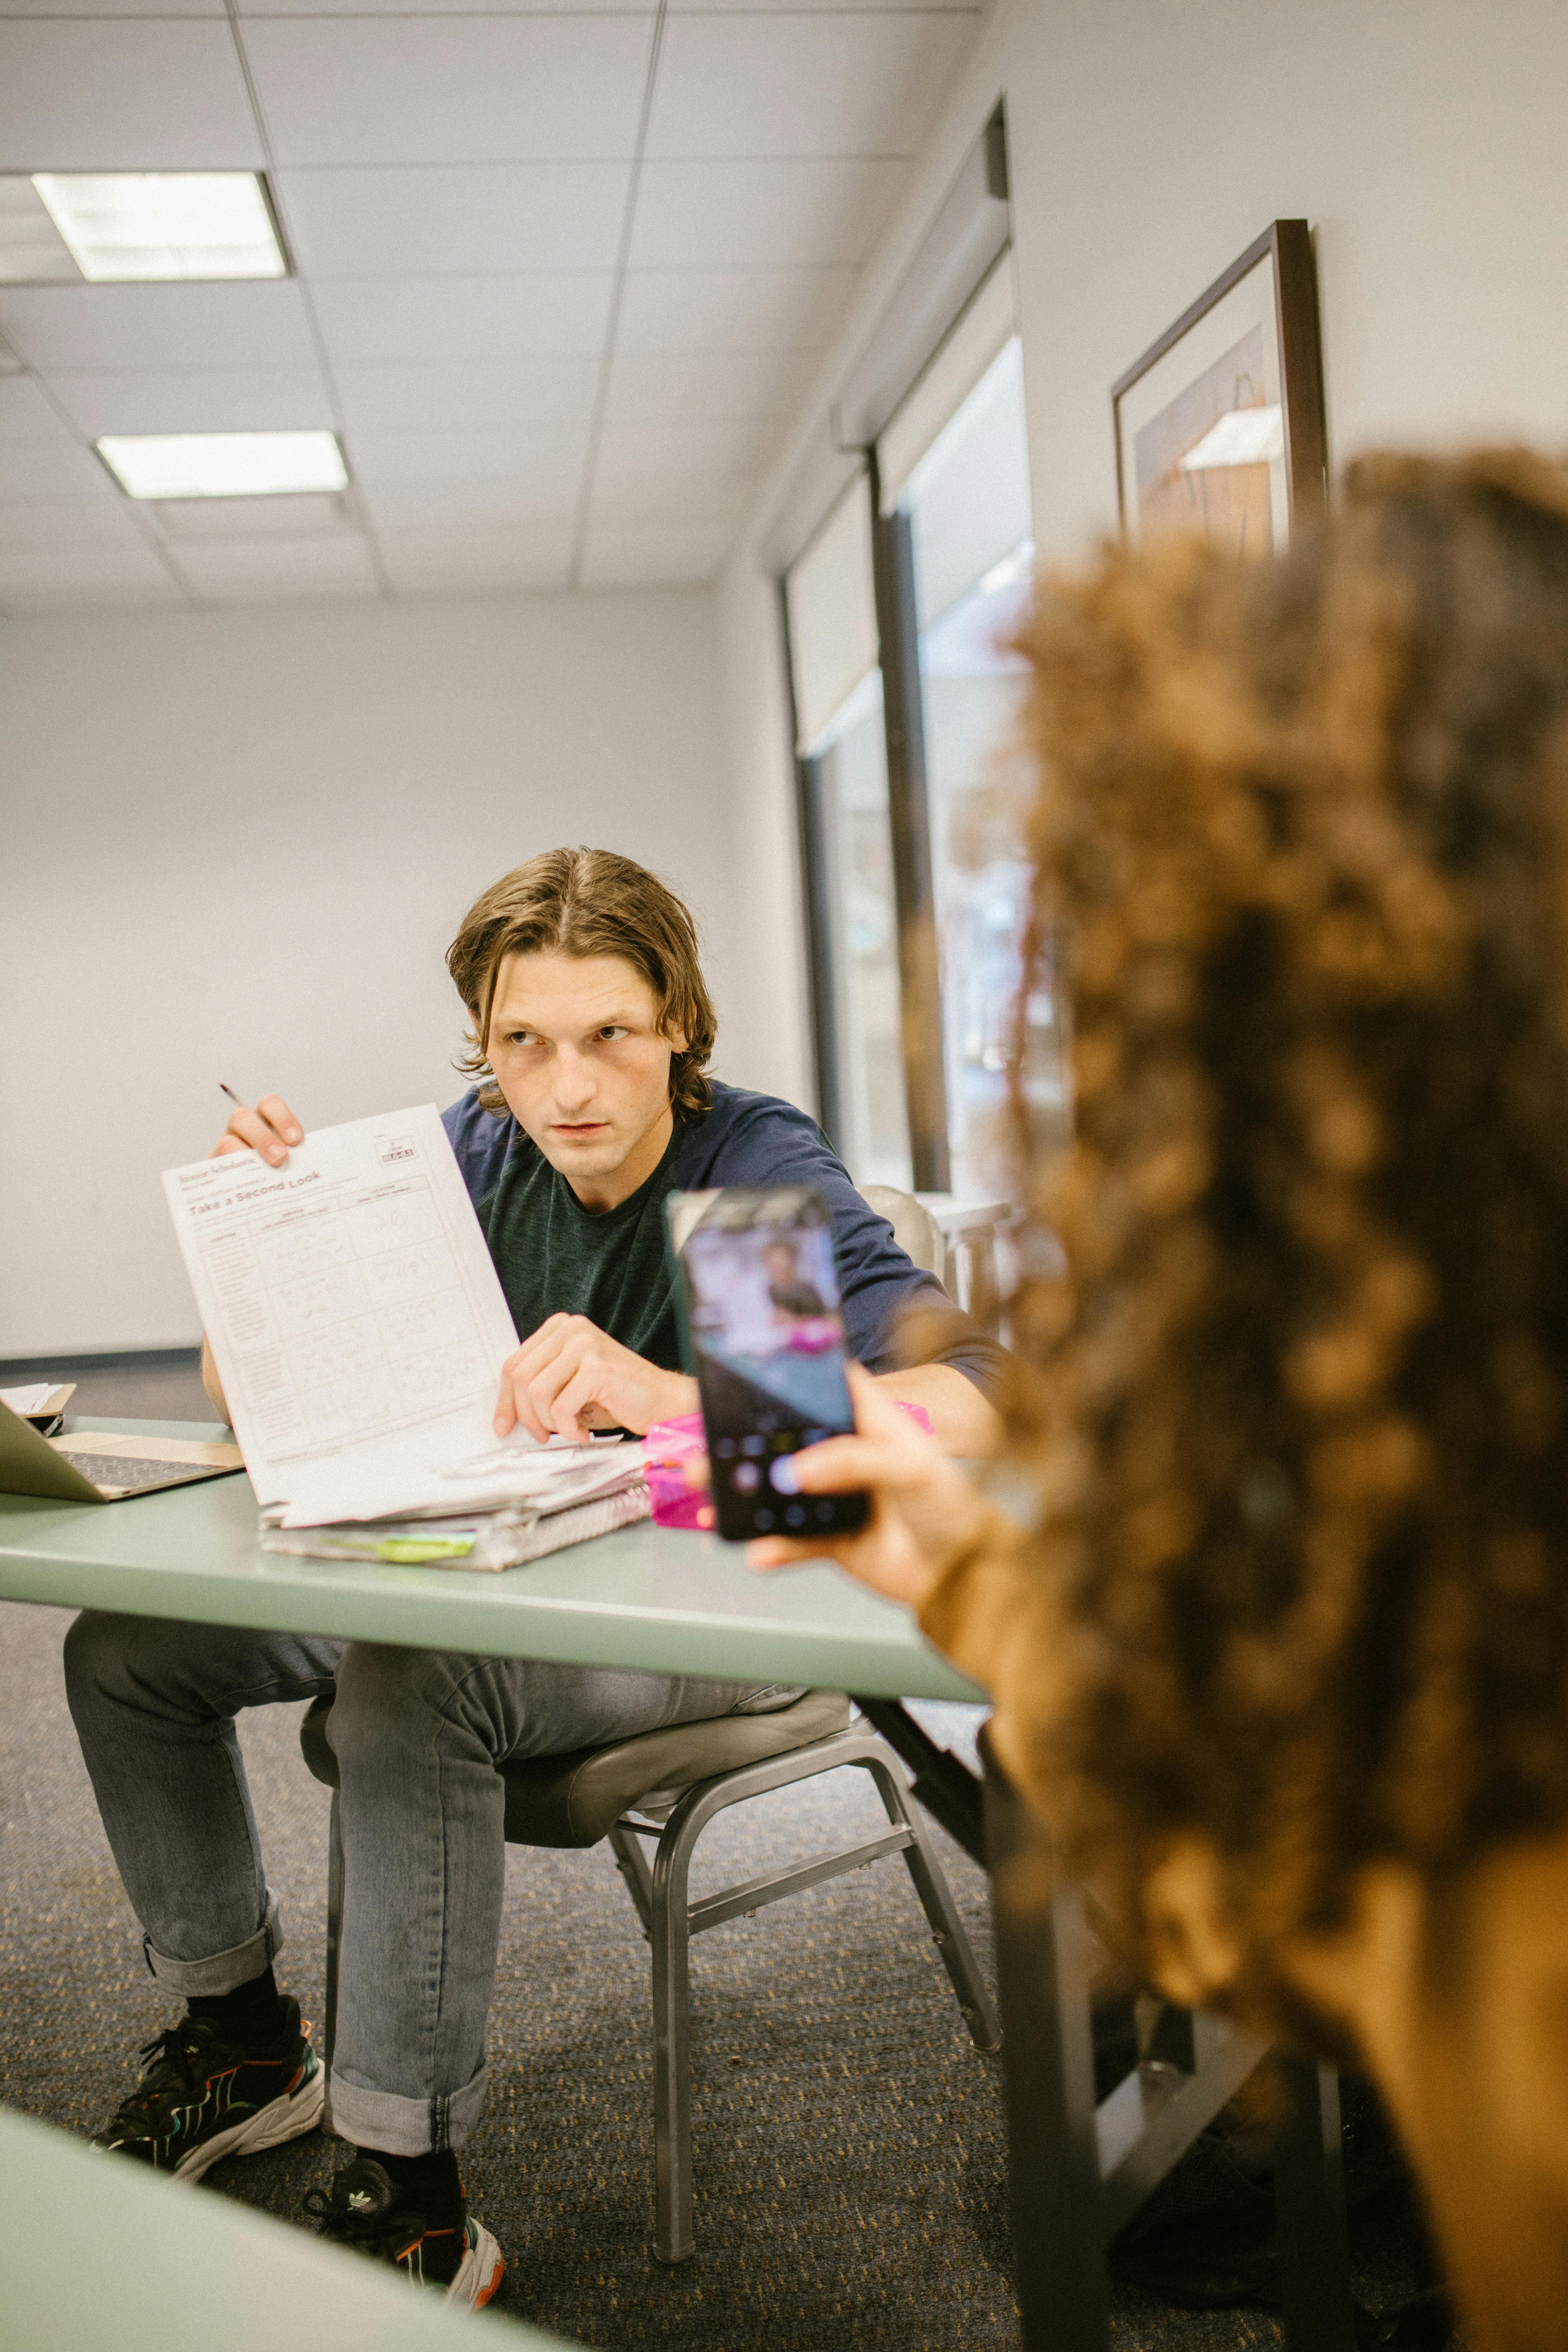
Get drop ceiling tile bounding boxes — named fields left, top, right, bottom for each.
left=0, top=282, right=319, bottom=375
left=311, top=273, right=613, bottom=365
left=589, top=439, right=760, bottom=527
left=616, top=265, right=856, bottom=354
left=0, top=435, right=113, bottom=497
left=630, top=157, right=906, bottom=271
left=150, top=489, right=352, bottom=540
left=356, top=475, right=578, bottom=531
left=0, top=0, right=220, bottom=13
left=0, top=495, right=141, bottom=547
left=1, top=585, right=185, bottom=617
left=604, top=345, right=812, bottom=426
left=645, top=13, right=978, bottom=161
left=587, top=474, right=758, bottom=530
left=0, top=535, right=178, bottom=599
left=172, top=531, right=380, bottom=601
left=244, top=18, right=653, bottom=168
left=48, top=366, right=336, bottom=440
left=376, top=520, right=574, bottom=596
left=666, top=0, right=940, bottom=8
left=0, top=374, right=69, bottom=442
left=333, top=355, right=598, bottom=436
left=241, top=0, right=644, bottom=12
left=579, top=518, right=732, bottom=587
left=348, top=425, right=588, bottom=496
left=594, top=417, right=768, bottom=479
left=0, top=24, right=262, bottom=171
left=279, top=165, right=630, bottom=279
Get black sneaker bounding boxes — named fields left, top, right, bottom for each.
left=92, top=1995, right=324, bottom=2181
left=305, top=2156, right=504, bottom=2305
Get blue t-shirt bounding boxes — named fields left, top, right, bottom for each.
left=442, top=1079, right=1003, bottom=1398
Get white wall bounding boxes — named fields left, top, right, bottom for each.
left=719, top=0, right=1568, bottom=1105
left=1, top=588, right=743, bottom=1354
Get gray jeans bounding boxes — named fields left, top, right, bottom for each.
left=63, top=1612, right=788, bottom=2154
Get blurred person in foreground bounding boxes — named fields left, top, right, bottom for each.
left=752, top=451, right=1568, bottom=2352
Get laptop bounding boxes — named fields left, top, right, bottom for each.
left=0, top=1398, right=245, bottom=1504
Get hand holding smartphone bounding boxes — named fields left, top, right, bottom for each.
left=666, top=1185, right=871, bottom=1544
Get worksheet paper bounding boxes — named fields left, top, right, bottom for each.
left=164, top=1104, right=547, bottom=1526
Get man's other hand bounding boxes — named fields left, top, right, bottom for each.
left=494, top=1314, right=698, bottom=1441
left=212, top=1093, right=303, bottom=1167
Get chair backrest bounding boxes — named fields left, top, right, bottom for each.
left=858, top=1184, right=950, bottom=1294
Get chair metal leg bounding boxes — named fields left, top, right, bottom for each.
left=608, top=1820, right=655, bottom=1939
left=323, top=1787, right=344, bottom=2131
left=859, top=1750, right=1001, bottom=2051
left=628, top=1723, right=1002, bottom=2264
left=850, top=1696, right=987, bottom=1864
left=649, top=1805, right=699, bottom=2263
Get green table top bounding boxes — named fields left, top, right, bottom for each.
left=0, top=1418, right=983, bottom=1703
left=0, top=2103, right=570, bottom=2350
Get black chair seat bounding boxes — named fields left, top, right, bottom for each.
left=298, top=1687, right=851, bottom=1847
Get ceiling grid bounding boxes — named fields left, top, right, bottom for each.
left=219, top=0, right=397, bottom=603
left=0, top=0, right=987, bottom=615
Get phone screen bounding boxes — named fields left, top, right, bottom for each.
left=669, top=1186, right=870, bottom=1544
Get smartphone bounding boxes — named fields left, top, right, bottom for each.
left=666, top=1185, right=871, bottom=1544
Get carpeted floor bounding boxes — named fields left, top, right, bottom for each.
left=0, top=1354, right=1448, bottom=2343
left=0, top=1582, right=1426, bottom=2348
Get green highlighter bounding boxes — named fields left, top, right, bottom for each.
left=333, top=1533, right=478, bottom=1564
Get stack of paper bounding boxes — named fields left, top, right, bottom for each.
left=257, top=1442, right=650, bottom=1570
left=163, top=1105, right=637, bottom=1533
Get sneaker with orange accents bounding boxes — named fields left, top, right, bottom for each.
left=304, top=2156, right=505, bottom=2305
left=92, top=1997, right=324, bottom=2180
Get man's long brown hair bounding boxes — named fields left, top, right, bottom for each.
left=448, top=847, right=717, bottom=1121
left=1007, top=451, right=1568, bottom=1964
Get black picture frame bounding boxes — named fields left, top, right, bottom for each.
left=1112, top=219, right=1327, bottom=552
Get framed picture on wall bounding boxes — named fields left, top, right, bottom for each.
left=1112, top=218, right=1327, bottom=554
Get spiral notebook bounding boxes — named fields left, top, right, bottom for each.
left=257, top=1474, right=651, bottom=1572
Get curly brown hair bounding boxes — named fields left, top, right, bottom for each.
left=1007, top=449, right=1568, bottom=1970
left=448, top=847, right=718, bottom=1122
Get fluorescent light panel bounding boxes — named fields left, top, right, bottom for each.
left=31, top=174, right=285, bottom=284
left=98, top=432, right=348, bottom=501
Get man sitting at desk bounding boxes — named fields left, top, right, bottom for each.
left=65, top=845, right=1003, bottom=2302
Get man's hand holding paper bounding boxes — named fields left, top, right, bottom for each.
left=493, top=1312, right=698, bottom=1442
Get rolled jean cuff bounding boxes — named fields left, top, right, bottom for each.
left=143, top=1890, right=283, bottom=1996
left=327, top=2058, right=489, bottom=2157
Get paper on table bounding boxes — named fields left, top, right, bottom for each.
left=162, top=1103, right=540, bottom=1526
left=0, top=1385, right=53, bottom=1418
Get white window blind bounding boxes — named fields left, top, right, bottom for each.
left=900, top=334, right=1031, bottom=634
left=784, top=471, right=880, bottom=754
left=876, top=252, right=1018, bottom=519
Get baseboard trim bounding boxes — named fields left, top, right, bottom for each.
left=0, top=1345, right=203, bottom=1378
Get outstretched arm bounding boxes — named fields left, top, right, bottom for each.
left=871, top=1361, right=1002, bottom=1456
left=749, top=1366, right=1006, bottom=1605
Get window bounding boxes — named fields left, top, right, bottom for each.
left=784, top=477, right=913, bottom=1187
left=780, top=123, right=1069, bottom=1212
left=895, top=334, right=1066, bottom=1196
left=806, top=675, right=913, bottom=1187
